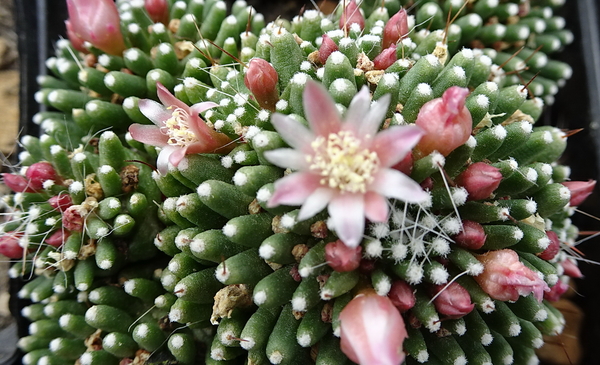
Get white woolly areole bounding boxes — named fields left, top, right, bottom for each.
left=280, top=214, right=296, bottom=229
left=465, top=135, right=477, bottom=149
left=406, top=264, right=424, bottom=285
left=215, top=264, right=230, bottom=282
left=197, top=182, right=212, bottom=197
left=292, top=296, right=307, bottom=312
left=79, top=353, right=94, bottom=365
left=299, top=266, right=313, bottom=278
left=442, top=217, right=462, bottom=235
left=452, top=66, right=466, bottom=79
left=169, top=333, right=186, bottom=349
left=364, top=239, right=383, bottom=258
left=98, top=258, right=113, bottom=269
left=252, top=132, right=270, bottom=148
left=161, top=273, right=177, bottom=288
left=291, top=72, right=309, bottom=85
left=454, top=356, right=468, bottom=365
left=476, top=94, right=489, bottom=108
left=256, top=187, right=272, bottom=203
left=498, top=207, right=510, bottom=221
left=222, top=223, right=237, bottom=237
left=431, top=238, right=451, bottom=256
left=424, top=54, right=440, bottom=67
left=297, top=333, right=312, bottom=347
left=525, top=168, right=539, bottom=183
left=467, top=262, right=485, bottom=276
left=492, top=125, right=507, bottom=140
left=430, top=267, right=449, bottom=285
left=534, top=309, right=548, bottom=322
left=233, top=171, right=248, bottom=186
left=509, top=323, right=522, bottom=336
left=253, top=290, right=267, bottom=305
left=259, top=244, right=275, bottom=260
left=370, top=222, right=390, bottom=239
left=452, top=187, right=468, bottom=206
left=425, top=314, right=441, bottom=332
left=69, top=181, right=84, bottom=193
left=375, top=276, right=391, bottom=296
left=269, top=351, right=284, bottom=364
left=390, top=243, right=408, bottom=262
left=168, top=308, right=184, bottom=322
left=416, top=350, right=429, bottom=363
left=430, top=151, right=445, bottom=167
left=416, top=83, right=432, bottom=96
left=331, top=79, right=352, bottom=92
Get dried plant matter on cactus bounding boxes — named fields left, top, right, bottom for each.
left=1, top=0, right=596, bottom=364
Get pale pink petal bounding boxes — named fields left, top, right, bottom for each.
left=328, top=193, right=365, bottom=247
left=168, top=146, right=188, bottom=168
left=268, top=172, right=321, bottom=207
left=356, top=94, right=391, bottom=139
left=343, top=86, right=371, bottom=133
left=128, top=124, right=169, bottom=147
left=156, top=146, right=178, bottom=175
left=271, top=113, right=315, bottom=152
left=303, top=81, right=342, bottom=136
left=370, top=168, right=428, bottom=203
left=364, top=191, right=389, bottom=222
left=298, top=187, right=334, bottom=220
left=264, top=148, right=309, bottom=170
left=371, top=125, right=423, bottom=167
left=138, top=99, right=172, bottom=127
left=190, top=101, right=219, bottom=115
left=156, top=82, right=189, bottom=110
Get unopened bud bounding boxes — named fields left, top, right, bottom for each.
left=145, top=0, right=169, bottom=24
left=452, top=220, right=486, bottom=250
left=538, top=230, right=560, bottom=260
left=455, top=162, right=502, bottom=201
left=561, top=180, right=596, bottom=206
left=373, top=44, right=398, bottom=70
left=2, top=173, right=35, bottom=193
left=339, top=0, right=364, bottom=32
left=244, top=58, right=279, bottom=111
left=325, top=239, right=362, bottom=272
left=382, top=8, right=408, bottom=49
left=26, top=162, right=58, bottom=190
left=0, top=232, right=24, bottom=259
left=388, top=280, right=416, bottom=312
left=319, top=34, right=339, bottom=64
left=62, top=205, right=86, bottom=232
left=431, top=282, right=474, bottom=319
left=49, top=194, right=73, bottom=212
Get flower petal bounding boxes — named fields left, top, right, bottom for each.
left=128, top=123, right=168, bottom=146
left=358, top=94, right=391, bottom=138
left=328, top=193, right=365, bottom=247
left=370, top=168, right=429, bottom=203
left=371, top=125, right=423, bottom=167
left=190, top=101, right=219, bottom=115
left=303, top=81, right=342, bottom=136
left=268, top=172, right=321, bottom=207
left=264, top=148, right=309, bottom=170
left=271, top=113, right=315, bottom=152
left=364, top=191, right=389, bottom=222
left=156, top=82, right=189, bottom=110
left=343, top=86, right=371, bottom=132
left=298, top=187, right=334, bottom=220
left=168, top=145, right=188, bottom=168
left=138, top=99, right=172, bottom=127
left=156, top=145, right=178, bottom=175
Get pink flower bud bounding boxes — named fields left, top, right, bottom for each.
left=415, top=86, right=472, bottom=157
left=339, top=0, right=365, bottom=32
left=0, top=232, right=24, bottom=259
left=538, top=230, right=560, bottom=260
left=544, top=279, right=569, bottom=302
left=561, top=180, right=596, bottom=206
left=382, top=8, right=408, bottom=49
left=452, top=220, right=486, bottom=250
left=561, top=258, right=583, bottom=278
left=475, top=249, right=549, bottom=302
left=340, top=291, right=407, bottom=365
left=46, top=230, right=70, bottom=248
left=325, top=239, right=362, bottom=272
left=431, top=282, right=474, bottom=318
left=65, top=20, right=88, bottom=53
left=62, top=205, right=86, bottom=232
left=66, top=0, right=126, bottom=56
left=318, top=34, right=339, bottom=64
left=373, top=44, right=398, bottom=70
left=145, top=0, right=169, bottom=24
left=244, top=58, right=279, bottom=111
left=49, top=194, right=73, bottom=212
left=391, top=150, right=413, bottom=176
left=26, top=162, right=58, bottom=191
left=388, top=280, right=416, bottom=312
left=455, top=162, right=502, bottom=201
left=2, top=173, right=35, bottom=193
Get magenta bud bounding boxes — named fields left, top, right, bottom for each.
left=420, top=177, right=434, bottom=191
left=0, top=232, right=24, bottom=259
left=48, top=194, right=73, bottom=212
left=452, top=220, right=486, bottom=250
left=561, top=258, right=583, bottom=278
left=26, top=162, right=58, bottom=190
left=544, top=279, right=569, bottom=302
left=561, top=180, right=596, bottom=206
left=416, top=86, right=472, bottom=157
left=325, top=239, right=362, bottom=272
left=538, top=230, right=560, bottom=261
left=455, top=162, right=502, bottom=201
left=46, top=230, right=70, bottom=248
left=244, top=58, right=279, bottom=111
left=145, top=0, right=169, bottom=24
left=382, top=8, right=408, bottom=49
left=66, top=0, right=126, bottom=55
left=339, top=0, right=365, bottom=32
left=431, top=282, right=475, bottom=319
left=62, top=205, right=85, bottom=232
left=388, top=280, right=416, bottom=312
left=2, top=173, right=35, bottom=193
left=318, top=34, right=339, bottom=64
left=373, top=44, right=398, bottom=70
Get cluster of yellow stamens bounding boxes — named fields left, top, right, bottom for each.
left=308, top=130, right=379, bottom=194
left=161, top=106, right=198, bottom=147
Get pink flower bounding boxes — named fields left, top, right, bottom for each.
left=431, top=282, right=475, bottom=318
left=415, top=86, right=472, bottom=157
left=475, top=249, right=549, bottom=302
left=339, top=0, right=365, bottom=32
left=382, top=8, right=409, bottom=49
left=66, top=0, right=126, bottom=55
left=561, top=180, right=596, bottom=206
left=340, top=291, right=407, bottom=365
left=544, top=279, right=569, bottom=302
left=145, top=0, right=169, bottom=24
left=561, top=258, right=583, bottom=278
left=265, top=81, right=427, bottom=247
left=129, top=82, right=233, bottom=174
left=455, top=162, right=502, bottom=201
left=325, top=239, right=362, bottom=272
left=244, top=58, right=279, bottom=111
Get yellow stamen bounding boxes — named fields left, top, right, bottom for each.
left=161, top=107, right=198, bottom=147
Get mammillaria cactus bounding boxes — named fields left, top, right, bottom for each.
left=1, top=0, right=595, bottom=364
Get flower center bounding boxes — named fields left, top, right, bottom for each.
left=161, top=107, right=198, bottom=147
left=308, top=130, right=379, bottom=194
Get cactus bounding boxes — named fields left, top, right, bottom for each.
left=1, top=0, right=594, bottom=364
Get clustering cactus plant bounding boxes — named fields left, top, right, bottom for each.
left=1, top=0, right=596, bottom=364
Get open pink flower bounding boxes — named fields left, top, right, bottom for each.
left=129, top=82, right=233, bottom=174
left=265, top=81, right=427, bottom=247
left=340, top=291, right=407, bottom=365
left=66, top=0, right=126, bottom=55
left=475, top=249, right=549, bottom=302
